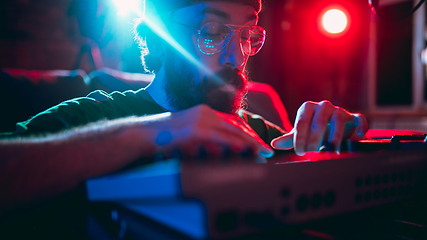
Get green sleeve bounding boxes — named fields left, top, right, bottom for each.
left=7, top=89, right=164, bottom=137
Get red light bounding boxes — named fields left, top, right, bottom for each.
left=322, top=9, right=348, bottom=34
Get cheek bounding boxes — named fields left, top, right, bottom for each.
left=199, top=54, right=220, bottom=73
left=191, top=35, right=221, bottom=80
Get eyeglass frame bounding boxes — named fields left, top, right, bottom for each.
left=170, top=20, right=267, bottom=56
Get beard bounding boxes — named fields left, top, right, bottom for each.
left=163, top=46, right=249, bottom=114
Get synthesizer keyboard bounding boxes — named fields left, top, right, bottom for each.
left=86, top=136, right=427, bottom=239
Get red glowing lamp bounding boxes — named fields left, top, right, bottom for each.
left=322, top=9, right=348, bottom=34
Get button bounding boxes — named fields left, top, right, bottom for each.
left=383, top=174, right=389, bottom=184
left=374, top=190, right=381, bottom=200
left=382, top=188, right=389, bottom=198
left=365, top=176, right=372, bottom=186
left=216, top=211, right=238, bottom=232
left=390, top=186, right=397, bottom=197
left=364, top=191, right=372, bottom=201
left=398, top=185, right=405, bottom=196
left=244, top=212, right=279, bottom=229
left=281, top=188, right=290, bottom=198
left=296, top=195, right=309, bottom=212
left=391, top=173, right=397, bottom=182
left=311, top=193, right=322, bottom=209
left=281, top=206, right=290, bottom=216
left=399, top=172, right=406, bottom=182
left=355, top=178, right=363, bottom=187
left=374, top=175, right=381, bottom=185
left=355, top=193, right=362, bottom=203
left=325, top=191, right=336, bottom=207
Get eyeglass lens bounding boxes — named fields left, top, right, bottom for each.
left=197, top=22, right=266, bottom=56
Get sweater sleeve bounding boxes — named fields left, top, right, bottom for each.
left=7, top=90, right=164, bottom=137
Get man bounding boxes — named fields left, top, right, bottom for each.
left=0, top=0, right=368, bottom=214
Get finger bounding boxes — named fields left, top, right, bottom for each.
left=182, top=105, right=273, bottom=157
left=306, top=101, right=336, bottom=152
left=164, top=128, right=253, bottom=158
left=165, top=105, right=273, bottom=157
left=328, top=108, right=347, bottom=152
left=209, top=128, right=273, bottom=158
left=293, top=101, right=316, bottom=156
left=194, top=123, right=253, bottom=150
left=354, top=113, right=369, bottom=137
left=218, top=112, right=258, bottom=138
left=271, top=129, right=294, bottom=150
left=192, top=143, right=245, bottom=159
left=185, top=106, right=260, bottom=149
left=213, top=126, right=271, bottom=156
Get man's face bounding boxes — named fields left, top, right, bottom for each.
left=162, top=2, right=259, bottom=114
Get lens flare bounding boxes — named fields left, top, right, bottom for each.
left=132, top=2, right=214, bottom=78
left=322, top=9, right=348, bottom=34
left=113, top=0, right=140, bottom=16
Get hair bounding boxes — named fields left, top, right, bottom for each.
left=133, top=19, right=161, bottom=74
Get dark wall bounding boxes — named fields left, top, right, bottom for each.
left=0, top=0, right=82, bottom=70
left=248, top=0, right=372, bottom=123
left=0, top=0, right=137, bottom=73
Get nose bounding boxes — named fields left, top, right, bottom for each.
left=219, top=32, right=247, bottom=70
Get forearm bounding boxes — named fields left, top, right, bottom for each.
left=0, top=116, right=159, bottom=213
left=0, top=105, right=276, bottom=213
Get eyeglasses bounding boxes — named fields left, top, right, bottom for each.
left=173, top=21, right=266, bottom=56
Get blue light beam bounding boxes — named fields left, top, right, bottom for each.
left=133, top=2, right=215, bottom=78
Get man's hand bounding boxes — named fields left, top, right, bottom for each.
left=146, top=104, right=274, bottom=158
left=270, top=100, right=368, bottom=155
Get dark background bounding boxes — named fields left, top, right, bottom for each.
left=0, top=0, right=419, bottom=123
left=249, top=0, right=372, bottom=122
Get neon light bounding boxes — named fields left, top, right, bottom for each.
left=322, top=9, right=348, bottom=34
